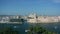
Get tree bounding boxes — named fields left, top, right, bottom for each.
left=27, top=25, right=57, bottom=34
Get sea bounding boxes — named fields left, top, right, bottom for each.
left=0, top=22, right=60, bottom=34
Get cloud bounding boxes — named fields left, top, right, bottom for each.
left=53, top=0, right=60, bottom=3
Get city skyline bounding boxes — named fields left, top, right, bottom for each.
left=0, top=0, right=60, bottom=16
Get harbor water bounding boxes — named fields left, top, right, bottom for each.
left=0, top=22, right=60, bottom=34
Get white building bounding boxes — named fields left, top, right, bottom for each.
left=27, top=13, right=37, bottom=23
left=27, top=13, right=60, bottom=23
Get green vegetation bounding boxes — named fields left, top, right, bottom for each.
left=27, top=24, right=58, bottom=34
left=0, top=27, right=19, bottom=34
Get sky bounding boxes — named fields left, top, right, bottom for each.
left=0, top=0, right=60, bottom=16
